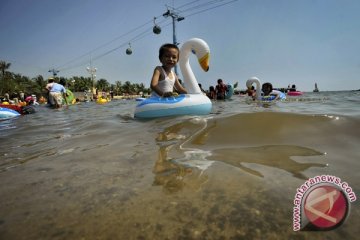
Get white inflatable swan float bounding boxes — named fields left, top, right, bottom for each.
left=134, top=38, right=212, bottom=118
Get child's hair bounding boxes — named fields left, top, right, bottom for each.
left=159, top=43, right=179, bottom=60
left=262, top=82, right=273, bottom=92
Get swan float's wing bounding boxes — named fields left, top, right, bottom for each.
left=179, top=38, right=210, bottom=94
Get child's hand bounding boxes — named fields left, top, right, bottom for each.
left=162, top=92, right=173, bottom=97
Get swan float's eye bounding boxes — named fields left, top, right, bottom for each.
left=191, top=49, right=196, bottom=54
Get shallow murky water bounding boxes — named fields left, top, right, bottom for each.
left=1, top=91, right=359, bottom=239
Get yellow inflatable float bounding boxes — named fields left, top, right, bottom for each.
left=96, top=97, right=110, bottom=104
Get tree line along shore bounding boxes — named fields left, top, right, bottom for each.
left=0, top=60, right=151, bottom=101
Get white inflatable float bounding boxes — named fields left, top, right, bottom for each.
left=225, top=82, right=238, bottom=100
left=0, top=107, right=21, bottom=119
left=134, top=38, right=212, bottom=118
left=246, top=77, right=286, bottom=101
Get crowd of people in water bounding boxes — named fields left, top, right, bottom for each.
left=199, top=78, right=229, bottom=100
left=0, top=78, right=68, bottom=107
left=1, top=42, right=300, bottom=116
left=1, top=76, right=296, bottom=112
left=149, top=43, right=298, bottom=102
left=0, top=77, right=73, bottom=115
left=1, top=76, right=120, bottom=116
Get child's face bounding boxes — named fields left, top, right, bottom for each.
left=262, top=85, right=272, bottom=95
left=161, top=48, right=179, bottom=68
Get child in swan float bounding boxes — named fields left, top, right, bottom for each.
left=262, top=82, right=283, bottom=100
left=150, top=43, right=187, bottom=97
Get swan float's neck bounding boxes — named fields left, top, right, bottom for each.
left=179, top=38, right=210, bottom=94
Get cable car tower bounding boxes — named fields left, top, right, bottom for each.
left=162, top=6, right=185, bottom=75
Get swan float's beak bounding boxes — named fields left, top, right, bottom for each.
left=199, top=52, right=210, bottom=72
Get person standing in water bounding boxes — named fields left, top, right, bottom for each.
left=215, top=79, right=228, bottom=100
left=207, top=86, right=216, bottom=100
left=150, top=43, right=187, bottom=97
left=46, top=78, right=68, bottom=108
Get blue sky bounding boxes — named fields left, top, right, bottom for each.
left=1, top=0, right=359, bottom=91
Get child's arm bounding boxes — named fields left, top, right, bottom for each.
left=150, top=67, right=165, bottom=96
left=45, top=83, right=53, bottom=91
left=174, top=78, right=187, bottom=94
left=271, top=90, right=281, bottom=100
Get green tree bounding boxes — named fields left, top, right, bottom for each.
left=122, top=81, right=132, bottom=94
left=73, top=76, right=93, bottom=92
left=96, top=78, right=110, bottom=91
left=32, top=75, right=47, bottom=95
left=114, top=81, right=122, bottom=95
left=0, top=60, right=151, bottom=98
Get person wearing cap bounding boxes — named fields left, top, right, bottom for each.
left=31, top=94, right=39, bottom=105
left=45, top=78, right=55, bottom=107
left=4, top=93, right=10, bottom=102
left=46, top=78, right=68, bottom=108
left=46, top=78, right=55, bottom=91
left=19, top=91, right=25, bottom=101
